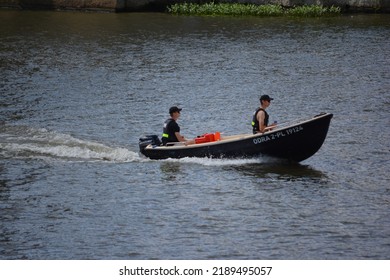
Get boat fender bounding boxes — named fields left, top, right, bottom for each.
left=139, top=135, right=161, bottom=151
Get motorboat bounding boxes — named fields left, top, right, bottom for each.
left=139, top=112, right=333, bottom=162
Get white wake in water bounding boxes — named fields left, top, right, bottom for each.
left=164, top=156, right=268, bottom=166
left=0, top=125, right=274, bottom=166
left=0, top=125, right=141, bottom=162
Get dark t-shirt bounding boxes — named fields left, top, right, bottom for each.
left=162, top=118, right=180, bottom=145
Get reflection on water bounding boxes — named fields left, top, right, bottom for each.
left=160, top=161, right=182, bottom=181
left=233, top=162, right=327, bottom=181
left=160, top=161, right=181, bottom=173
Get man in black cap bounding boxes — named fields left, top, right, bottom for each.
left=252, top=95, right=277, bottom=134
left=162, top=106, right=193, bottom=145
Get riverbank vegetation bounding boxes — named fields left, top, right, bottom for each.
left=167, top=3, right=341, bottom=17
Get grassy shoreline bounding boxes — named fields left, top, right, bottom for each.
left=167, top=3, right=341, bottom=17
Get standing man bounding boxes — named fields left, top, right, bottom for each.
left=162, top=106, right=193, bottom=145
left=252, top=95, right=277, bottom=134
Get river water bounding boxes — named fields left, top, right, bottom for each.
left=0, top=11, right=389, bottom=260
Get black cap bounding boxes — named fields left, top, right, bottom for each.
left=169, top=106, right=182, bottom=114
left=260, top=95, right=274, bottom=102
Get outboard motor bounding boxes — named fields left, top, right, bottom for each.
left=139, top=135, right=161, bottom=154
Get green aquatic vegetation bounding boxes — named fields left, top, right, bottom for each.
left=167, top=3, right=341, bottom=17
left=286, top=5, right=342, bottom=17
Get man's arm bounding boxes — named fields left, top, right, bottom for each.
left=257, top=111, right=276, bottom=133
left=257, top=110, right=266, bottom=133
left=175, top=131, right=186, bottom=142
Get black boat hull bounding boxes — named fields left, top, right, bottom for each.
left=139, top=113, right=333, bottom=162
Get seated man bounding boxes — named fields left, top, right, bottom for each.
left=162, top=106, right=194, bottom=146
left=252, top=94, right=277, bottom=134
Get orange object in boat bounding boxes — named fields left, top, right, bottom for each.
left=195, top=136, right=207, bottom=144
left=195, top=133, right=216, bottom=144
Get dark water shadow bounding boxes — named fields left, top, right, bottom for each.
left=159, top=161, right=182, bottom=181
left=229, top=160, right=328, bottom=182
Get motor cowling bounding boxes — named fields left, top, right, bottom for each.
left=139, top=135, right=161, bottom=153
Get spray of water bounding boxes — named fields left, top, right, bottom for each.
left=0, top=125, right=273, bottom=166
left=163, top=156, right=267, bottom=166
left=0, top=125, right=141, bottom=162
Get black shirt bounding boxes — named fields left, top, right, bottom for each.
left=162, top=118, right=180, bottom=145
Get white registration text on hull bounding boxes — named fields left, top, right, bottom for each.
left=253, top=125, right=304, bottom=144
